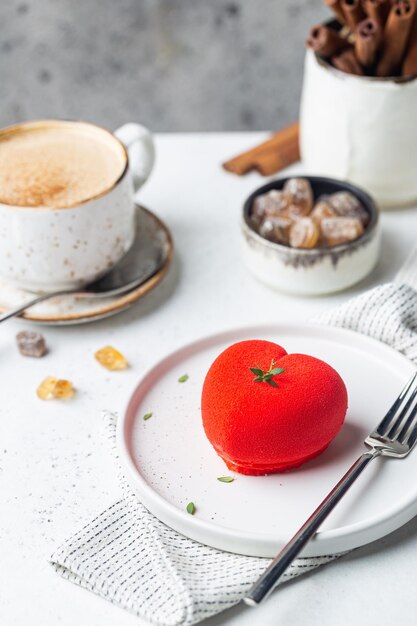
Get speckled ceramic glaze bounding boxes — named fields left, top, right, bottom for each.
left=0, top=120, right=155, bottom=292
left=242, top=176, right=380, bottom=296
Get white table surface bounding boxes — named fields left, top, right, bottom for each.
left=2, top=132, right=417, bottom=626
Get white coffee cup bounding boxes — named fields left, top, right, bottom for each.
left=0, top=119, right=155, bottom=292
left=300, top=49, right=417, bottom=209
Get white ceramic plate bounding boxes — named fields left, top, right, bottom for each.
left=118, top=324, right=417, bottom=558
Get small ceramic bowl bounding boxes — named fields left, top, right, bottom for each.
left=241, top=176, right=380, bottom=296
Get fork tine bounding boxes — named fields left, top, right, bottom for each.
left=376, top=372, right=417, bottom=437
left=406, top=422, right=417, bottom=449
left=395, top=388, right=417, bottom=443
left=387, top=382, right=417, bottom=440
left=402, top=403, right=417, bottom=448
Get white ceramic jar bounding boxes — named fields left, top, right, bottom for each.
left=0, top=120, right=155, bottom=292
left=300, top=49, right=417, bottom=209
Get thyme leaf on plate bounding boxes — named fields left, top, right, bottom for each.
left=186, top=502, right=196, bottom=515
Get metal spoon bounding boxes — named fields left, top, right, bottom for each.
left=0, top=208, right=169, bottom=323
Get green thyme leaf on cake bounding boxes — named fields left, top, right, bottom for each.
left=250, top=360, right=285, bottom=386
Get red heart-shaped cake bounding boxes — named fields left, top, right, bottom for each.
left=201, top=339, right=348, bottom=475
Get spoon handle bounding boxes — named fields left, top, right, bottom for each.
left=0, top=290, right=72, bottom=322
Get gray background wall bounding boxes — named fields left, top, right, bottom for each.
left=1, top=0, right=327, bottom=132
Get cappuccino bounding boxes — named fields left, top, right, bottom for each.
left=0, top=121, right=126, bottom=208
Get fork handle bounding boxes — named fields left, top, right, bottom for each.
left=244, top=450, right=381, bottom=607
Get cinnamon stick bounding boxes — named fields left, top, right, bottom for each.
left=332, top=47, right=365, bottom=73
left=307, top=25, right=350, bottom=57
left=376, top=0, right=416, bottom=76
left=254, top=142, right=301, bottom=176
left=341, top=0, right=366, bottom=29
left=402, top=5, right=417, bottom=75
left=355, top=18, right=382, bottom=67
left=324, top=0, right=347, bottom=24
left=222, top=123, right=300, bottom=177
left=362, top=0, right=391, bottom=26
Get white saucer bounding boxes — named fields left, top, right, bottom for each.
left=0, top=206, right=173, bottom=325
left=118, top=324, right=417, bottom=558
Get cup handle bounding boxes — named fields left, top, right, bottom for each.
left=114, top=123, right=155, bottom=193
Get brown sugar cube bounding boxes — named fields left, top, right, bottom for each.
left=251, top=190, right=289, bottom=225
left=287, top=203, right=311, bottom=220
left=310, top=200, right=337, bottom=225
left=16, top=331, right=47, bottom=357
left=283, top=178, right=314, bottom=215
left=258, top=216, right=292, bottom=245
left=321, top=216, right=364, bottom=246
left=289, top=217, right=320, bottom=249
left=251, top=195, right=267, bottom=226
left=328, top=191, right=369, bottom=225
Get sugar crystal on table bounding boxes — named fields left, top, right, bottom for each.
left=53, top=379, right=75, bottom=399
left=36, top=376, right=75, bottom=400
left=94, top=345, right=128, bottom=370
left=16, top=331, right=47, bottom=357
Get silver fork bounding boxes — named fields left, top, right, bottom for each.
left=244, top=370, right=417, bottom=607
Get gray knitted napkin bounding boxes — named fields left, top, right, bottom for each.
left=51, top=247, right=417, bottom=626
